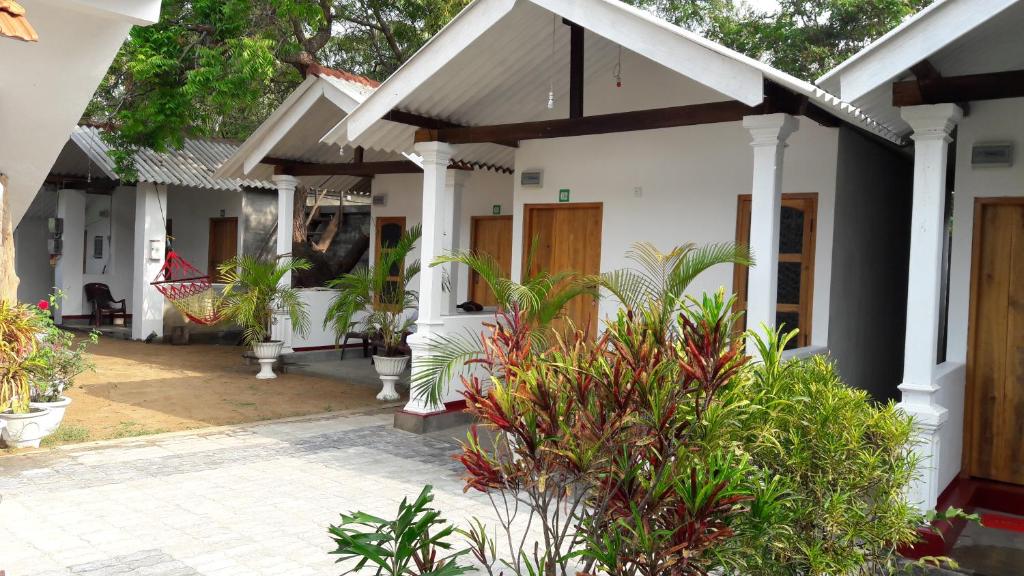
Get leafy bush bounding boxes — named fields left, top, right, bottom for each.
left=457, top=292, right=758, bottom=576
left=218, top=255, right=312, bottom=345
left=29, top=295, right=98, bottom=402
left=328, top=485, right=470, bottom=576
left=705, top=328, right=924, bottom=575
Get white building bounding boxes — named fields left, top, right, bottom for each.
left=819, top=0, right=1024, bottom=528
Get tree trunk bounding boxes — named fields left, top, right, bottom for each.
left=0, top=175, right=19, bottom=304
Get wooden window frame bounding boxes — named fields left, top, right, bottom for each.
left=374, top=216, right=407, bottom=310
left=733, top=193, right=817, bottom=348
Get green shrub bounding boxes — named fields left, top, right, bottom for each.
left=706, top=328, right=924, bottom=575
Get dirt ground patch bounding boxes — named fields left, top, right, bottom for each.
left=31, top=337, right=389, bottom=448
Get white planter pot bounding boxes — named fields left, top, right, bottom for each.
left=28, top=396, right=72, bottom=435
left=0, top=407, right=51, bottom=448
left=253, top=341, right=284, bottom=379
left=373, top=355, right=409, bottom=401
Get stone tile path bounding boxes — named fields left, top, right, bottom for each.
left=0, top=409, right=498, bottom=576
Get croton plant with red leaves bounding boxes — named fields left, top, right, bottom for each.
left=455, top=292, right=757, bottom=576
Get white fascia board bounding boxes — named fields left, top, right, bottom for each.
left=58, top=0, right=162, bottom=26
left=242, top=82, right=326, bottom=175
left=338, top=0, right=517, bottom=144
left=321, top=83, right=362, bottom=115
left=217, top=75, right=322, bottom=179
left=531, top=0, right=763, bottom=105
left=819, top=0, right=1017, bottom=101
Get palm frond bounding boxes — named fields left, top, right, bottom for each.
left=410, top=329, right=488, bottom=407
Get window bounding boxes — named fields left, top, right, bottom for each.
left=733, top=193, right=817, bottom=349
left=375, top=216, right=407, bottom=309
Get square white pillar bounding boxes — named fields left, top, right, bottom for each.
left=132, top=182, right=167, bottom=340
left=897, top=103, right=962, bottom=511
left=54, top=188, right=86, bottom=323
left=271, top=174, right=299, bottom=352
left=742, top=113, right=799, bottom=354
left=406, top=141, right=455, bottom=415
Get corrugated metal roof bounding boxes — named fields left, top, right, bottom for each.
left=328, top=0, right=905, bottom=159
left=70, top=125, right=276, bottom=191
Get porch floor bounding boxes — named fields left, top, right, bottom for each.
left=950, top=509, right=1024, bottom=576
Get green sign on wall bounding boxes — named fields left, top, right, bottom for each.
left=558, top=188, right=570, bottom=202
left=492, top=204, right=501, bottom=215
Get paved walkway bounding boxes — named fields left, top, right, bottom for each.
left=0, top=409, right=497, bottom=576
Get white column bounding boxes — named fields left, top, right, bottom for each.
left=444, top=170, right=467, bottom=312
left=132, top=182, right=167, bottom=340
left=742, top=113, right=799, bottom=354
left=271, top=174, right=299, bottom=352
left=406, top=141, right=455, bottom=414
left=897, top=103, right=962, bottom=511
left=53, top=188, right=86, bottom=324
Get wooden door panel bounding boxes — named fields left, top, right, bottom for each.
left=208, top=217, right=238, bottom=282
left=968, top=201, right=1024, bottom=484
left=470, top=216, right=513, bottom=306
left=523, top=204, right=602, bottom=338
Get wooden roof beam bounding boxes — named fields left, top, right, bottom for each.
left=383, top=109, right=518, bottom=148
left=892, top=68, right=1024, bottom=106
left=414, top=101, right=760, bottom=144
left=263, top=157, right=479, bottom=177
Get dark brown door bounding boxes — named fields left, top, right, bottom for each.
left=470, top=215, right=513, bottom=307
left=208, top=217, right=238, bottom=282
left=966, top=199, right=1024, bottom=485
left=522, top=203, right=602, bottom=338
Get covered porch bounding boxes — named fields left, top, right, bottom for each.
left=325, top=0, right=913, bottom=424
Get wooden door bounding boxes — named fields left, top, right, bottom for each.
left=470, top=216, right=513, bottom=306
left=522, top=203, right=602, bottom=337
left=966, top=199, right=1024, bottom=485
left=208, top=217, right=238, bottom=282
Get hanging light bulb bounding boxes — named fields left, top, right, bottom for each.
left=613, top=45, right=623, bottom=88
left=547, top=13, right=556, bottom=110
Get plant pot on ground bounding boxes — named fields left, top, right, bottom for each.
left=325, top=225, right=421, bottom=402
left=219, top=255, right=312, bottom=380
left=0, top=300, right=50, bottom=448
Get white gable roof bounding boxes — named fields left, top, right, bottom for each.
left=2, top=0, right=161, bottom=227
left=817, top=0, right=1024, bottom=136
left=323, top=0, right=904, bottom=158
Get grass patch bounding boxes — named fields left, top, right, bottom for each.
left=109, top=420, right=168, bottom=439
left=39, top=424, right=91, bottom=447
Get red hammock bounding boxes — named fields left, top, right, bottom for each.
left=151, top=251, right=223, bottom=325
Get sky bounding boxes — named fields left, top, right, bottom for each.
left=744, top=0, right=781, bottom=12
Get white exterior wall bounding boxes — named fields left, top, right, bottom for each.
left=935, top=97, right=1024, bottom=492
left=14, top=217, right=53, bottom=305
left=165, top=185, right=243, bottom=280
left=510, top=120, right=840, bottom=346
left=83, top=187, right=135, bottom=315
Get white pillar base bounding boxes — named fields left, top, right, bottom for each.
left=403, top=325, right=446, bottom=415
left=897, top=398, right=948, bottom=511
left=271, top=312, right=294, bottom=354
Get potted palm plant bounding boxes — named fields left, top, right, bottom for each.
left=0, top=300, right=50, bottom=448
left=219, top=255, right=312, bottom=379
left=324, top=225, right=421, bottom=401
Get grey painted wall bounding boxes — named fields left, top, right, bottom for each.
left=828, top=127, right=914, bottom=402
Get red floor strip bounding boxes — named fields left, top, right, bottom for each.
left=980, top=513, right=1024, bottom=533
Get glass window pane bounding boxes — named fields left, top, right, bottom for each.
left=380, top=223, right=403, bottom=247
left=777, top=262, right=802, bottom=305
left=779, top=206, right=805, bottom=254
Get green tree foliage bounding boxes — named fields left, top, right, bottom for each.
left=85, top=0, right=469, bottom=177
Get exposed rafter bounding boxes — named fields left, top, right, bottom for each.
left=892, top=65, right=1024, bottom=107
left=564, top=18, right=584, bottom=119
left=383, top=109, right=518, bottom=148
left=263, top=157, right=513, bottom=176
